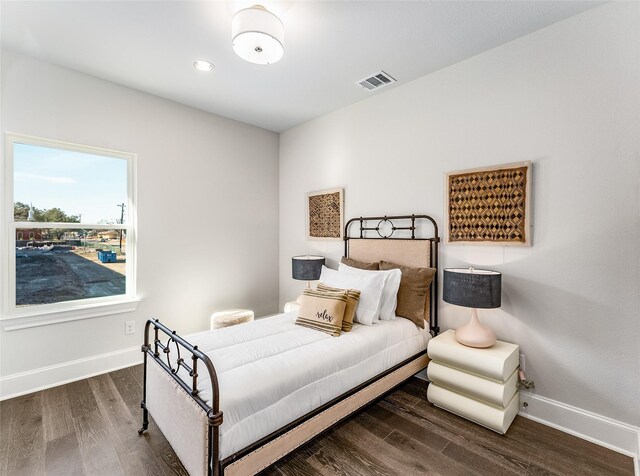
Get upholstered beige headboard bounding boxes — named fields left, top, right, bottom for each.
left=344, top=215, right=439, bottom=335
left=348, top=239, right=431, bottom=268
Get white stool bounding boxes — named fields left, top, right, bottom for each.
left=210, top=309, right=254, bottom=330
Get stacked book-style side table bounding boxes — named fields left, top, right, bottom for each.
left=427, top=329, right=520, bottom=434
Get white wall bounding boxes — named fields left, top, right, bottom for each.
left=279, top=1, right=640, bottom=429
left=0, top=51, right=279, bottom=388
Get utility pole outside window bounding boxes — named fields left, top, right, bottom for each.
left=117, top=203, right=126, bottom=252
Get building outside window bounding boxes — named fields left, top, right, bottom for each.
left=2, top=133, right=138, bottom=329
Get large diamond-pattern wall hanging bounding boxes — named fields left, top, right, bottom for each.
left=446, top=162, right=531, bottom=245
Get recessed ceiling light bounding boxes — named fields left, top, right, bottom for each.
left=193, top=60, right=214, bottom=72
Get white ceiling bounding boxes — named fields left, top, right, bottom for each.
left=1, top=1, right=602, bottom=132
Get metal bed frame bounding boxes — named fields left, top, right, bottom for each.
left=343, top=214, right=439, bottom=336
left=138, top=214, right=439, bottom=476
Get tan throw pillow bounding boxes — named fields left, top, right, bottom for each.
left=295, top=288, right=347, bottom=336
left=379, top=261, right=436, bottom=328
left=340, top=256, right=379, bottom=270
left=316, top=283, right=361, bottom=332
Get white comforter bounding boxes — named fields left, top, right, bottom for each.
left=179, top=311, right=430, bottom=459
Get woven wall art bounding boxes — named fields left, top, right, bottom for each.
left=445, top=161, right=532, bottom=246
left=306, top=188, right=344, bottom=240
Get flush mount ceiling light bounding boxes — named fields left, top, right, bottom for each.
left=232, top=5, right=284, bottom=65
left=193, top=59, right=214, bottom=72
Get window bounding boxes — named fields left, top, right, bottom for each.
left=2, top=133, right=138, bottom=329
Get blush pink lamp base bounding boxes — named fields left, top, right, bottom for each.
left=455, top=308, right=496, bottom=348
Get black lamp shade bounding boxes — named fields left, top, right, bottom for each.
left=443, top=268, right=501, bottom=309
left=292, top=255, right=325, bottom=281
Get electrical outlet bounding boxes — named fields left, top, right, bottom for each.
left=520, top=353, right=526, bottom=372
left=125, top=320, right=135, bottom=335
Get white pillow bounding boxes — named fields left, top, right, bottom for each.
left=319, top=266, right=385, bottom=326
left=338, top=263, right=401, bottom=321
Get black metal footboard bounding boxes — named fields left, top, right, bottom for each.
left=138, top=321, right=430, bottom=476
left=138, top=318, right=223, bottom=476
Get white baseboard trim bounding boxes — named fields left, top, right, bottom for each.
left=0, top=345, right=141, bottom=400
left=519, top=391, right=639, bottom=473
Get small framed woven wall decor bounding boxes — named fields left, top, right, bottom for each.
left=445, top=161, right=532, bottom=246
left=306, top=188, right=344, bottom=241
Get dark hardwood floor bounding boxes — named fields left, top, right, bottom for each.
left=0, top=365, right=634, bottom=475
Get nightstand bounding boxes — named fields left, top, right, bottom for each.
left=426, top=329, right=520, bottom=434
left=284, top=300, right=300, bottom=313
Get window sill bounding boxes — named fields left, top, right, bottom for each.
left=1, top=297, right=141, bottom=331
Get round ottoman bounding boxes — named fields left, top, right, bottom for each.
left=284, top=301, right=300, bottom=313
left=210, top=309, right=254, bottom=330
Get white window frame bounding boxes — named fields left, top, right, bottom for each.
left=1, top=132, right=139, bottom=331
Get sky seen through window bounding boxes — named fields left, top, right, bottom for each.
left=13, top=143, right=127, bottom=224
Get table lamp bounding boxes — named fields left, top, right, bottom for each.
left=292, top=255, right=325, bottom=301
left=443, top=267, right=502, bottom=348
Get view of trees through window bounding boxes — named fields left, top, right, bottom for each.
left=14, top=201, right=80, bottom=240
left=10, top=138, right=131, bottom=308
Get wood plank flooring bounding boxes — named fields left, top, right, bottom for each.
left=0, top=365, right=633, bottom=475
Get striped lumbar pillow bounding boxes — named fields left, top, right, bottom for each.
left=295, top=288, right=347, bottom=336
left=316, top=283, right=361, bottom=332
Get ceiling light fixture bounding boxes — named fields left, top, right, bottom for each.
left=232, top=5, right=284, bottom=65
left=193, top=60, right=214, bottom=72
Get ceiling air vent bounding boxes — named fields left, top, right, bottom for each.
left=356, top=70, right=396, bottom=91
